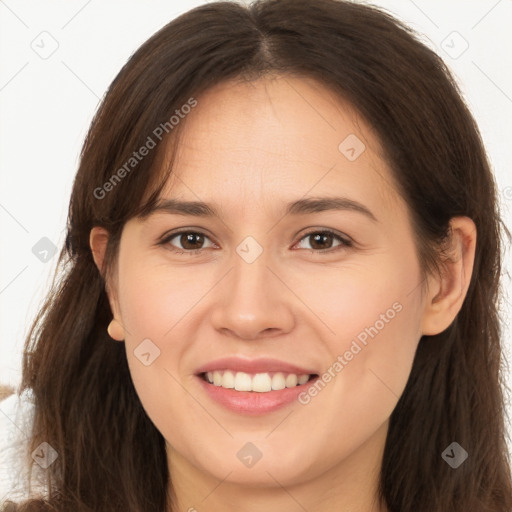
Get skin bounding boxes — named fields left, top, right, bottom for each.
left=90, top=75, right=476, bottom=512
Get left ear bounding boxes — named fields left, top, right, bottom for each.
left=420, top=216, right=477, bottom=336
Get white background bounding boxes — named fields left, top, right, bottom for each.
left=1, top=0, right=511, bottom=454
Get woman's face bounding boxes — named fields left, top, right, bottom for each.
left=103, top=76, right=430, bottom=492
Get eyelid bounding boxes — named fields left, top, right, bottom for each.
left=158, top=227, right=353, bottom=254
left=295, top=226, right=352, bottom=242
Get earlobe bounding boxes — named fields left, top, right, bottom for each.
left=107, top=318, right=125, bottom=342
left=420, top=216, right=477, bottom=336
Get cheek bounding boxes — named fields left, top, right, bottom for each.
left=290, top=295, right=422, bottom=473
left=117, top=256, right=206, bottom=339
left=296, top=256, right=420, bottom=346
left=335, top=304, right=420, bottom=394
left=115, top=259, right=196, bottom=419
left=300, top=255, right=424, bottom=411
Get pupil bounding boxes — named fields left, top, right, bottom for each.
left=182, top=233, right=203, bottom=250
left=311, top=233, right=332, bottom=250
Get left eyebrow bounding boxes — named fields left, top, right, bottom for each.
left=138, top=195, right=378, bottom=223
left=285, top=196, right=378, bottom=222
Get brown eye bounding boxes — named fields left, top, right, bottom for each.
left=179, top=232, right=205, bottom=250
left=296, top=230, right=352, bottom=252
left=162, top=231, right=215, bottom=253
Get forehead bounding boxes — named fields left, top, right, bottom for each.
left=154, top=75, right=403, bottom=220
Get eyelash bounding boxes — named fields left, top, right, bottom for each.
left=158, top=228, right=353, bottom=255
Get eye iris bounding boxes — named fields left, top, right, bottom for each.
left=181, top=232, right=204, bottom=250
left=310, top=233, right=333, bottom=250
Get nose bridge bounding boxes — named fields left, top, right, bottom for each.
left=229, top=235, right=275, bottom=309
left=210, top=234, right=294, bottom=339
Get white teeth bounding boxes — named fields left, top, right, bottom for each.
left=213, top=371, right=222, bottom=386
left=252, top=373, right=272, bottom=392
left=297, top=374, right=309, bottom=385
left=271, top=372, right=286, bottom=390
left=221, top=371, right=235, bottom=389
left=234, top=372, right=252, bottom=391
left=204, top=370, right=312, bottom=392
left=285, top=374, right=298, bottom=387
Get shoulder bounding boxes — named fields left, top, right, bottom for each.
left=0, top=389, right=49, bottom=503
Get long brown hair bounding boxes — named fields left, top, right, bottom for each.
left=4, top=0, right=511, bottom=510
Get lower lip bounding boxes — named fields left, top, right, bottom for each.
left=196, top=374, right=318, bottom=415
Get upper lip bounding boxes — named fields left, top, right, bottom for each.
left=195, top=357, right=318, bottom=376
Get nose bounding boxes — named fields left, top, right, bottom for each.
left=210, top=248, right=295, bottom=341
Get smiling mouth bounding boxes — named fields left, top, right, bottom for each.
left=199, top=370, right=318, bottom=393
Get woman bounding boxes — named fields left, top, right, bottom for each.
left=1, top=0, right=511, bottom=510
